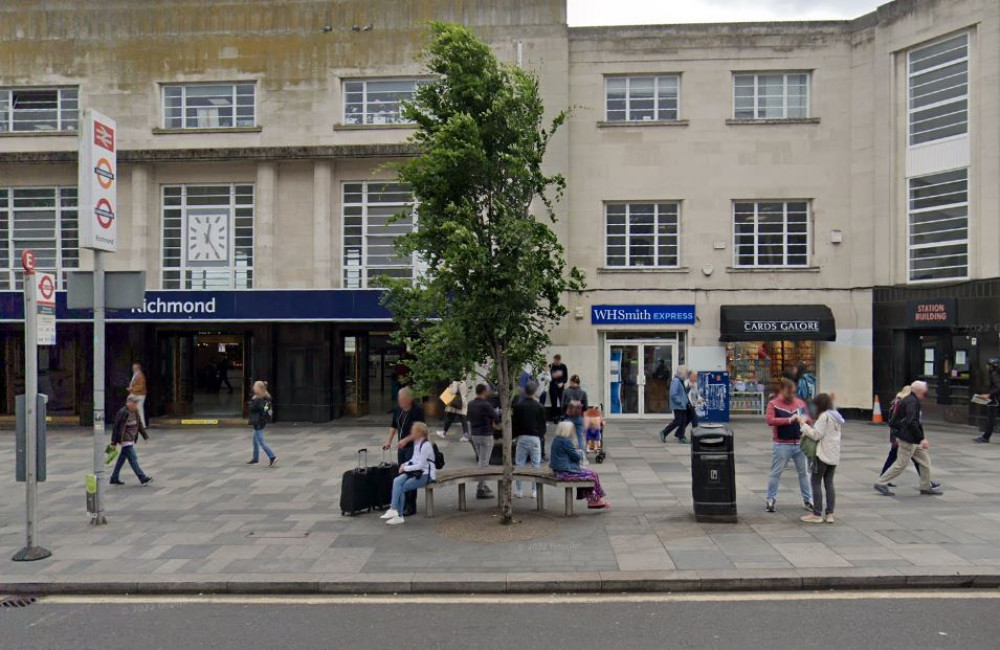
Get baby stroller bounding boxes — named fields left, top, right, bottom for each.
left=584, top=404, right=607, bottom=464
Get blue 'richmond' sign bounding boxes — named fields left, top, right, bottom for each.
left=591, top=304, right=696, bottom=325
left=0, top=289, right=391, bottom=322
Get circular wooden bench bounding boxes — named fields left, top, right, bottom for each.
left=424, top=467, right=596, bottom=517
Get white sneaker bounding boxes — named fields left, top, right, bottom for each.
left=460, top=435, right=470, bottom=442
left=380, top=508, right=399, bottom=520
left=386, top=516, right=405, bottom=525
left=435, top=431, right=447, bottom=439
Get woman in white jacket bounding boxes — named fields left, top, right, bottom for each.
left=800, top=393, right=843, bottom=524
left=383, top=422, right=437, bottom=526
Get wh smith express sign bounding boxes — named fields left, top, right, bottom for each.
left=591, top=305, right=696, bottom=325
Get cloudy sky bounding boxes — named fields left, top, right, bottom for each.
left=568, top=0, right=886, bottom=26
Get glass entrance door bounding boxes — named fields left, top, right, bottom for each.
left=606, top=340, right=677, bottom=417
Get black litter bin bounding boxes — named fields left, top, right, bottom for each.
left=691, top=423, right=737, bottom=523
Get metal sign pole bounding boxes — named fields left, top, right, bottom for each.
left=91, top=249, right=108, bottom=525
left=13, top=252, right=51, bottom=561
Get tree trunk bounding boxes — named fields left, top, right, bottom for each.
left=496, top=349, right=514, bottom=524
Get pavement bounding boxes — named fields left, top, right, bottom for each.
left=6, top=592, right=1000, bottom=649
left=2, top=416, right=1000, bottom=594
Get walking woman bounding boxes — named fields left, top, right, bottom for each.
left=800, top=393, right=843, bottom=523
left=247, top=380, right=277, bottom=467
left=550, top=422, right=609, bottom=509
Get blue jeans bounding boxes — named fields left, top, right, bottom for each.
left=110, top=445, right=148, bottom=483
left=390, top=472, right=430, bottom=514
left=766, top=442, right=812, bottom=503
left=568, top=415, right=585, bottom=451
left=252, top=427, right=275, bottom=462
left=515, top=435, right=542, bottom=493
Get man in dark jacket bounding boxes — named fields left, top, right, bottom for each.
left=974, top=358, right=1000, bottom=443
left=465, top=384, right=499, bottom=499
left=512, top=381, right=548, bottom=498
left=874, top=381, right=942, bottom=496
left=109, top=395, right=153, bottom=486
left=548, top=355, right=568, bottom=423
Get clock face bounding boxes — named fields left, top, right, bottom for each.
left=186, top=213, right=229, bottom=267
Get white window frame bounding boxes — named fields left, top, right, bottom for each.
left=603, top=202, right=681, bottom=269
left=0, top=186, right=79, bottom=290
left=731, top=200, right=811, bottom=268
left=160, top=184, right=255, bottom=290
left=342, top=78, right=426, bottom=126
left=603, top=75, right=681, bottom=122
left=732, top=72, right=811, bottom=120
left=907, top=168, right=969, bottom=283
left=341, top=181, right=416, bottom=288
left=0, top=87, right=79, bottom=133
left=160, top=82, right=257, bottom=130
left=907, top=31, right=970, bottom=147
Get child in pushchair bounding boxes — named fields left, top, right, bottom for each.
left=584, top=405, right=607, bottom=463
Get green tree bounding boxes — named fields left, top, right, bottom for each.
left=383, top=22, right=584, bottom=524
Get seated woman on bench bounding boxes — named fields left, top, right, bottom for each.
left=549, top=421, right=610, bottom=510
left=382, top=422, right=436, bottom=525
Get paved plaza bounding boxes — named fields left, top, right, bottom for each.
left=2, top=416, right=1000, bottom=592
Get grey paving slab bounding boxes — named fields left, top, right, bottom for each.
left=1, top=417, right=1000, bottom=589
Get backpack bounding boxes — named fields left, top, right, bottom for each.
left=887, top=397, right=903, bottom=430
left=261, top=399, right=273, bottom=423
left=432, top=442, right=445, bottom=470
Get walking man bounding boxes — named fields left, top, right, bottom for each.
left=382, top=387, right=426, bottom=516
left=466, top=383, right=499, bottom=500
left=764, top=378, right=813, bottom=513
left=875, top=380, right=943, bottom=496
left=127, top=362, right=147, bottom=428
left=110, top=395, right=153, bottom=486
left=659, top=367, right=690, bottom=444
left=513, top=380, right=547, bottom=499
left=974, top=358, right=1000, bottom=443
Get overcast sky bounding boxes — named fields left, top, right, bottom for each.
left=568, top=0, right=886, bottom=26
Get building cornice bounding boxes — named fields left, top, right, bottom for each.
left=0, top=144, right=420, bottom=165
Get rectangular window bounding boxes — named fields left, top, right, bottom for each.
left=733, top=73, right=810, bottom=120
left=908, top=32, right=969, bottom=146
left=342, top=181, right=415, bottom=288
left=733, top=201, right=810, bottom=268
left=0, top=187, right=78, bottom=290
left=161, top=184, right=254, bottom=289
left=605, top=76, right=680, bottom=122
left=0, top=87, right=78, bottom=133
left=343, top=79, right=424, bottom=125
left=605, top=202, right=680, bottom=268
left=162, top=83, right=256, bottom=129
left=908, top=168, right=968, bottom=282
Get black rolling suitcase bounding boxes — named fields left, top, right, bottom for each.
left=371, top=450, right=399, bottom=510
left=340, top=449, right=375, bottom=516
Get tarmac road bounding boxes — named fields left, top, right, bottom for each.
left=4, top=590, right=1000, bottom=649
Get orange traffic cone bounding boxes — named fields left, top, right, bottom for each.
left=872, top=395, right=883, bottom=423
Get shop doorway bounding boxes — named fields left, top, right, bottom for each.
left=605, top=340, right=678, bottom=418
left=158, top=330, right=250, bottom=418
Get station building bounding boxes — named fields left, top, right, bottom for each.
left=0, top=0, right=996, bottom=424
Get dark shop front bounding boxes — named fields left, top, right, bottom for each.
left=874, top=281, right=1000, bottom=426
left=0, top=289, right=400, bottom=426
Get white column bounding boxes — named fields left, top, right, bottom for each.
left=313, top=160, right=333, bottom=287
left=130, top=164, right=149, bottom=272
left=256, top=162, right=277, bottom=288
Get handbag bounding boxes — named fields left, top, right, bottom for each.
left=800, top=435, right=818, bottom=460
left=405, top=469, right=424, bottom=479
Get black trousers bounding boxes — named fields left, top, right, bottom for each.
left=662, top=409, right=689, bottom=439
left=548, top=388, right=563, bottom=422
left=984, top=405, right=997, bottom=440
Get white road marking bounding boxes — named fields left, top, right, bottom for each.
left=38, top=590, right=1000, bottom=606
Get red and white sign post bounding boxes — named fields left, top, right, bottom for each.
left=12, top=250, right=52, bottom=561
left=79, top=109, right=117, bottom=526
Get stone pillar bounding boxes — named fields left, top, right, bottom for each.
left=313, top=160, right=333, bottom=287
left=130, top=164, right=149, bottom=273
left=256, top=162, right=277, bottom=288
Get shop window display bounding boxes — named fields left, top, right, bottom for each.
left=726, top=341, right=816, bottom=414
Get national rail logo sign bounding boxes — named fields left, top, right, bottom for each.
left=78, top=109, right=118, bottom=252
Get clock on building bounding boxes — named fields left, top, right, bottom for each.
left=185, top=213, right=229, bottom=267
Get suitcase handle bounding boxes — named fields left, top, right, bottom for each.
left=357, top=448, right=367, bottom=470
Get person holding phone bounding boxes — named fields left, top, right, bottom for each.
left=764, top=378, right=813, bottom=513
